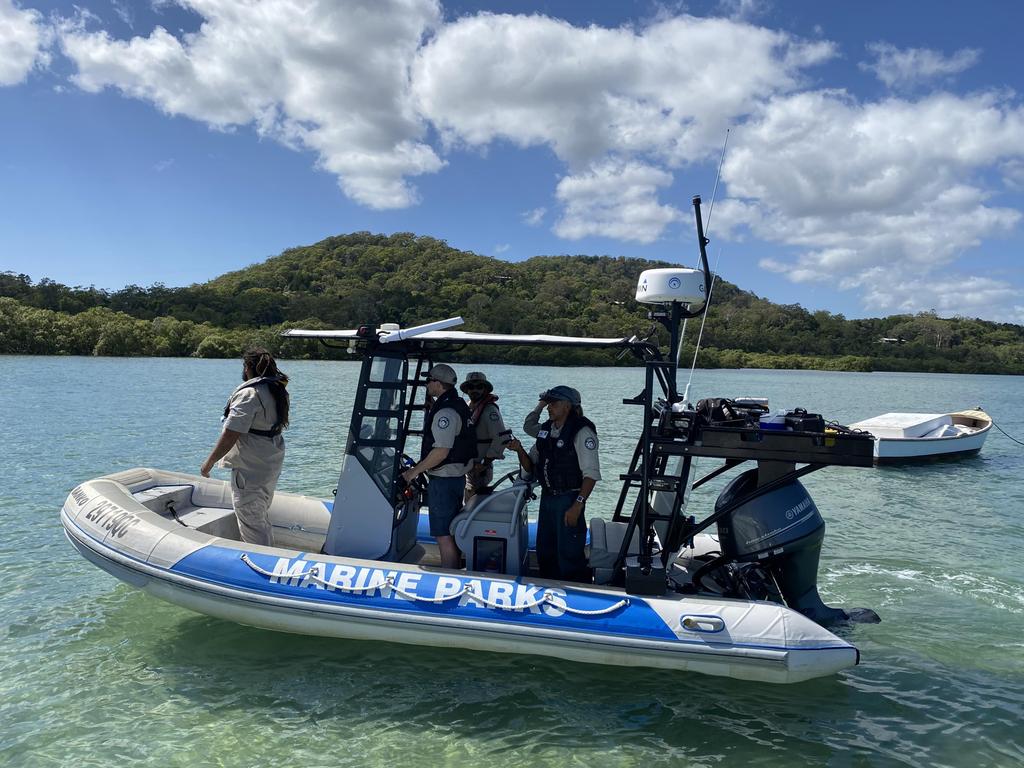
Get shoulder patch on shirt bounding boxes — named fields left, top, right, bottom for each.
left=438, top=416, right=450, bottom=429
left=584, top=437, right=597, bottom=450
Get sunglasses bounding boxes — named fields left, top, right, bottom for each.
left=464, top=383, right=486, bottom=390
left=425, top=377, right=440, bottom=384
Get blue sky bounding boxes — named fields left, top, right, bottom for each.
left=2, top=0, right=1023, bottom=323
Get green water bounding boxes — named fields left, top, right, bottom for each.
left=3, top=356, right=1022, bottom=767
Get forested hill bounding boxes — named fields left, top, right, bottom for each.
left=2, top=232, right=1023, bottom=373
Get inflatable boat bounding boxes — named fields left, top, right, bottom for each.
left=62, top=468, right=861, bottom=684
left=62, top=197, right=878, bottom=683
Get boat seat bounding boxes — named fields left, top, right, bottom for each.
left=589, top=518, right=667, bottom=585
left=450, top=481, right=533, bottom=576
left=131, top=485, right=241, bottom=538
left=590, top=518, right=633, bottom=585
left=133, top=484, right=194, bottom=514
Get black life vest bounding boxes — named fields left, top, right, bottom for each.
left=222, top=376, right=288, bottom=437
left=536, top=414, right=597, bottom=494
left=420, top=388, right=476, bottom=467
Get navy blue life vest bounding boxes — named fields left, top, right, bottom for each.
left=421, top=388, right=476, bottom=467
left=536, top=414, right=597, bottom=494
left=222, top=376, right=288, bottom=437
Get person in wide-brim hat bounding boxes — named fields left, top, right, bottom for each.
left=461, top=371, right=506, bottom=501
left=460, top=371, right=494, bottom=394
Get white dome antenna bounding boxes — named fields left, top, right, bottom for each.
left=635, top=268, right=705, bottom=306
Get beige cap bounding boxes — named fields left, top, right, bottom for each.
left=426, top=363, right=457, bottom=386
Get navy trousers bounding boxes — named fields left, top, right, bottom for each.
left=536, top=491, right=589, bottom=582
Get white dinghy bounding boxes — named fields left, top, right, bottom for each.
left=849, top=409, right=991, bottom=463
left=62, top=197, right=879, bottom=683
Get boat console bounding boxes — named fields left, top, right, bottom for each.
left=450, top=474, right=534, bottom=576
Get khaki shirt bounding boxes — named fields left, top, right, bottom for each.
left=473, top=402, right=507, bottom=461
left=220, top=378, right=285, bottom=475
left=523, top=403, right=545, bottom=438
left=427, top=406, right=473, bottom=478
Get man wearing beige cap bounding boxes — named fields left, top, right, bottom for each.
left=401, top=364, right=476, bottom=569
left=461, top=371, right=509, bottom=500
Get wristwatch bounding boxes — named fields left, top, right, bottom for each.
left=576, top=495, right=587, bottom=504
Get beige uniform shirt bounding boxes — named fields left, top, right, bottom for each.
left=473, top=402, right=507, bottom=461
left=220, top=378, right=286, bottom=476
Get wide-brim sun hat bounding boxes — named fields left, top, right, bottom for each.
left=460, top=371, right=493, bottom=393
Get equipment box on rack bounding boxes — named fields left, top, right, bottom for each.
left=784, top=409, right=825, bottom=433
left=675, top=426, right=874, bottom=467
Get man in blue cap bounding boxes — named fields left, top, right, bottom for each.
left=508, top=385, right=600, bottom=582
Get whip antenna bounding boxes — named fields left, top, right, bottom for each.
left=677, top=129, right=730, bottom=400
left=704, top=128, right=730, bottom=238
left=683, top=249, right=722, bottom=405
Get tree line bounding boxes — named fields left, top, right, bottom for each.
left=2, top=232, right=1023, bottom=373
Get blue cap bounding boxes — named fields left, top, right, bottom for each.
left=539, top=385, right=581, bottom=406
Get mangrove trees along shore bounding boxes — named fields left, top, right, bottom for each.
left=2, top=233, right=1022, bottom=373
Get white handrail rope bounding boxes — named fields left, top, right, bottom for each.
left=559, top=597, right=630, bottom=616
left=240, top=555, right=630, bottom=615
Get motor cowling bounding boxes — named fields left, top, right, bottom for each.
left=714, top=468, right=848, bottom=625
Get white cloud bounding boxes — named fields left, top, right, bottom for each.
left=719, top=89, right=1024, bottom=319
left=522, top=207, right=546, bottom=226
left=554, top=159, right=680, bottom=242
left=413, top=12, right=832, bottom=240
left=861, top=42, right=980, bottom=90
left=859, top=271, right=1023, bottom=323
left=154, top=158, right=174, bottom=171
left=715, top=0, right=770, bottom=21
left=110, top=0, right=135, bottom=28
left=414, top=13, right=833, bottom=169
left=58, top=0, right=444, bottom=209
left=493, top=243, right=510, bottom=254
left=0, top=0, right=50, bottom=85
left=41, top=3, right=1024, bottom=320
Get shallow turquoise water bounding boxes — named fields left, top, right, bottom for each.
left=3, top=356, right=1022, bottom=767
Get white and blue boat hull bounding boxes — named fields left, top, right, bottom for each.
left=61, top=470, right=859, bottom=684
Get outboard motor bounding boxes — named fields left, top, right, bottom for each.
left=714, top=468, right=855, bottom=625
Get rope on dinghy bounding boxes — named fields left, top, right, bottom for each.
left=239, top=555, right=629, bottom=615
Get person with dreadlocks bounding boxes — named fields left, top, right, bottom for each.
left=460, top=371, right=510, bottom=500
left=201, top=347, right=290, bottom=546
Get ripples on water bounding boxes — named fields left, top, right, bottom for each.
left=2, top=357, right=1022, bottom=767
